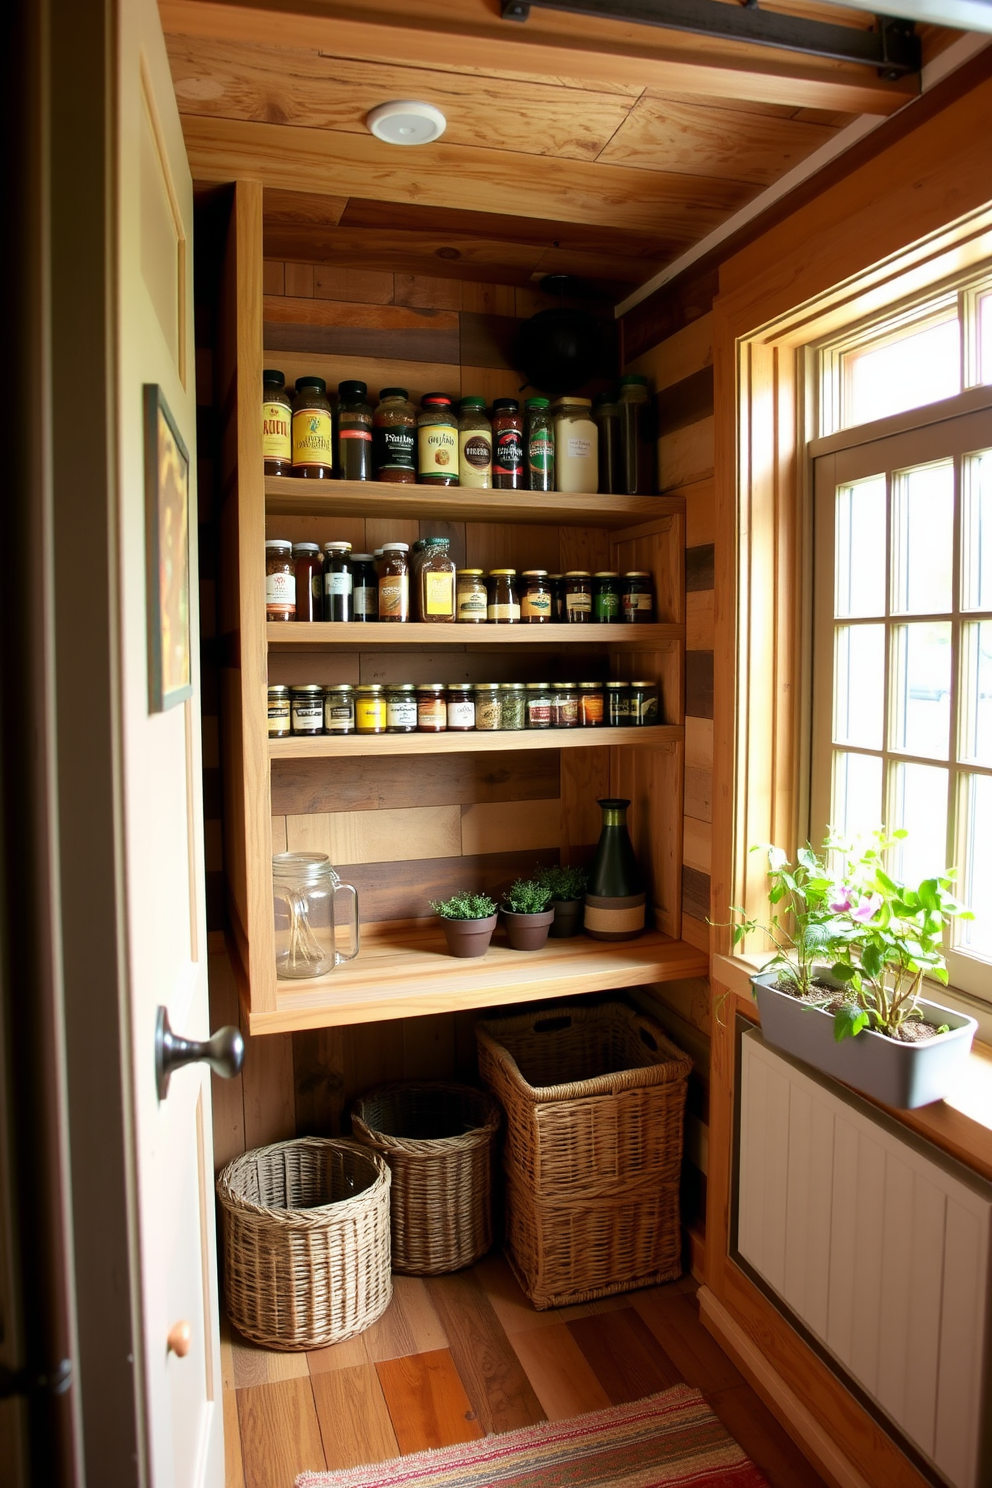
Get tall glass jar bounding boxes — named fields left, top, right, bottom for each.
left=351, top=553, right=378, bottom=622
left=487, top=569, right=520, bottom=624
left=552, top=396, right=598, bottom=493
left=291, top=376, right=334, bottom=478
left=622, top=571, right=655, bottom=624
left=605, top=680, right=631, bottom=727
left=335, top=380, right=373, bottom=481
left=578, top=680, right=605, bottom=727
left=594, top=391, right=621, bottom=495
left=265, top=539, right=295, bottom=622
left=293, top=542, right=321, bottom=623
left=355, top=684, right=387, bottom=734
left=373, top=388, right=417, bottom=483
left=525, top=397, right=554, bottom=491
left=378, top=543, right=410, bottom=622
left=619, top=374, right=655, bottom=495
left=322, top=541, right=353, bottom=622
left=290, top=684, right=324, bottom=735
left=262, top=369, right=292, bottom=476
left=417, top=537, right=456, bottom=623
left=492, top=399, right=524, bottom=490
left=272, top=851, right=360, bottom=979
left=268, top=684, right=291, bottom=738
left=458, top=396, right=492, bottom=488
left=418, top=394, right=458, bottom=485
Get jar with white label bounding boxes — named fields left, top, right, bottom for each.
left=323, top=684, right=355, bottom=734
left=563, top=571, right=592, bottom=624
left=290, top=684, right=324, bottom=735
left=552, top=396, right=599, bottom=494
left=268, top=684, right=291, bottom=738
left=265, top=539, right=295, bottom=622
left=446, top=683, right=476, bottom=732
left=386, top=684, right=418, bottom=733
left=322, top=541, right=353, bottom=622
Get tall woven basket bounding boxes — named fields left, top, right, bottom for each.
left=351, top=1082, right=500, bottom=1275
left=217, top=1137, right=392, bottom=1350
left=476, top=1002, right=692, bottom=1309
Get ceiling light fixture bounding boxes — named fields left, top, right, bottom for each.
left=366, top=101, right=447, bottom=146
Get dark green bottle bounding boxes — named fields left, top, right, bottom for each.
left=584, top=798, right=646, bottom=941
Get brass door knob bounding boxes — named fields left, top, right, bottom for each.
left=167, top=1320, right=192, bottom=1358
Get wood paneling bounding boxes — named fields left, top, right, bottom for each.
left=305, top=848, right=560, bottom=926
left=686, top=650, right=715, bottom=719
left=687, top=590, right=715, bottom=650
left=460, top=798, right=561, bottom=857
left=271, top=750, right=561, bottom=816
left=263, top=293, right=460, bottom=364
left=285, top=804, right=463, bottom=865
left=659, top=416, right=715, bottom=492
left=628, top=313, right=714, bottom=393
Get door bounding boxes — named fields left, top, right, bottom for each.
left=117, top=0, right=223, bottom=1483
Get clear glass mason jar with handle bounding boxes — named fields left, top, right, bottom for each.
left=272, top=852, right=360, bottom=979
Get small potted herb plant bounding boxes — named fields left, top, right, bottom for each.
left=535, top=863, right=588, bottom=939
left=501, top=878, right=555, bottom=952
left=429, top=892, right=498, bottom=959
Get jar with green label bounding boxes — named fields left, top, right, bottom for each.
left=525, top=397, right=554, bottom=492
left=456, top=569, right=487, bottom=624
left=373, top=388, right=416, bottom=484
left=291, top=377, right=334, bottom=478
left=262, top=370, right=292, bottom=476
left=500, top=682, right=526, bottom=730
left=593, top=571, right=621, bottom=623
left=458, top=397, right=492, bottom=488
left=417, top=394, right=458, bottom=485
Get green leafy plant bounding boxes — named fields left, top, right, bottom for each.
left=502, top=878, right=554, bottom=915
left=724, top=839, right=851, bottom=999
left=534, top=863, right=588, bottom=901
left=429, top=891, right=498, bottom=921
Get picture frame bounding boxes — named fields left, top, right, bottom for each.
left=144, top=383, right=192, bottom=713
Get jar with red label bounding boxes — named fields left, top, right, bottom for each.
left=492, top=399, right=524, bottom=490
left=335, top=380, right=373, bottom=481
left=265, top=539, right=295, bottom=621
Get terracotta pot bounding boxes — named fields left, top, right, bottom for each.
left=548, top=898, right=584, bottom=939
left=751, top=968, right=978, bottom=1109
left=501, top=908, right=555, bottom=952
left=437, top=913, right=497, bottom=959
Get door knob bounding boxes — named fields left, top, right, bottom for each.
left=155, top=1005, right=244, bottom=1100
left=167, top=1320, right=192, bottom=1358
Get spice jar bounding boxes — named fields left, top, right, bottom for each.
left=378, top=543, right=410, bottom=623
left=323, top=684, right=356, bottom=734
left=355, top=684, right=387, bottom=734
left=417, top=683, right=447, bottom=733
left=525, top=682, right=553, bottom=730
left=593, top=571, right=621, bottom=623
left=548, top=574, right=566, bottom=623
left=525, top=397, right=554, bottom=491
left=456, top=569, right=487, bottom=624
left=268, top=684, right=291, bottom=738
left=563, top=571, right=592, bottom=623
left=265, top=539, right=295, bottom=622
left=290, top=684, right=324, bottom=735
left=492, top=399, right=524, bottom=490
left=417, top=537, right=456, bottom=623
left=605, top=681, right=631, bottom=728
left=520, top=570, right=552, bottom=624
left=578, top=680, right=605, bottom=727
left=551, top=684, right=579, bottom=728
left=417, top=394, right=458, bottom=485
left=335, top=380, right=373, bottom=482
left=322, top=541, right=353, bottom=622
left=386, top=683, right=418, bottom=733
left=458, top=396, right=492, bottom=488
left=262, top=370, right=292, bottom=476
left=487, top=569, right=520, bottom=624
left=446, top=683, right=476, bottom=732
left=351, top=553, right=378, bottom=622
left=373, top=388, right=417, bottom=484
left=500, top=682, right=526, bottom=731
left=293, top=542, right=322, bottom=623
left=594, top=392, right=621, bottom=495
left=619, top=374, right=655, bottom=495
left=622, top=571, right=655, bottom=624
left=552, top=396, right=598, bottom=493
left=474, top=683, right=502, bottom=731
left=291, top=377, right=334, bottom=478
left=629, top=680, right=660, bottom=726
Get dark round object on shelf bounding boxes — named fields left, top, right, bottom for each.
left=514, top=307, right=603, bottom=396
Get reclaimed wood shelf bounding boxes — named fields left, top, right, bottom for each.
left=249, top=925, right=710, bottom=1034
left=267, top=621, right=683, bottom=646
left=269, top=724, right=683, bottom=759
left=265, top=475, right=682, bottom=528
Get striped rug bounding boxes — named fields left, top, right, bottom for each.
left=296, top=1385, right=769, bottom=1487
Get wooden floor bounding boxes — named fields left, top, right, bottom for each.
left=222, top=1255, right=828, bottom=1488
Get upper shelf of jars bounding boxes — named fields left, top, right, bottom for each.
left=265, top=620, right=683, bottom=647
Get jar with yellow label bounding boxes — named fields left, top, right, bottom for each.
left=474, top=683, right=501, bottom=731
left=520, top=570, right=552, bottom=624
left=417, top=537, right=456, bottom=623
left=291, top=377, right=334, bottom=478
left=262, top=370, right=292, bottom=476
left=487, top=569, right=520, bottom=624
left=416, top=683, right=447, bottom=733
left=355, top=684, right=387, bottom=734
left=290, top=684, right=324, bottom=735
left=323, top=684, right=355, bottom=734
left=417, top=394, right=458, bottom=485
left=268, top=684, right=291, bottom=738
left=456, top=569, right=487, bottom=624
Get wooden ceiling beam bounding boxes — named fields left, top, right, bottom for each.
left=159, top=0, right=917, bottom=115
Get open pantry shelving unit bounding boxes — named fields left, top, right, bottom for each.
left=218, top=182, right=708, bottom=1034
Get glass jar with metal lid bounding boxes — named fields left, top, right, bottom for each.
left=552, top=395, right=598, bottom=493
left=373, top=388, right=416, bottom=483
left=323, top=684, right=355, bottom=734
left=417, top=393, right=458, bottom=485
left=547, top=574, right=566, bottom=623
left=322, top=541, right=353, bottom=622
left=386, top=683, right=418, bottom=733
left=446, top=683, right=476, bottom=732
left=355, top=684, right=387, bottom=735
left=524, top=397, right=554, bottom=492
left=563, top=571, right=592, bottom=623
left=622, top=572, right=655, bottom=623
left=290, top=684, right=324, bottom=735
left=265, top=539, right=295, bottom=622
left=520, top=570, right=552, bottom=624
left=578, top=681, right=605, bottom=727
left=416, top=683, right=447, bottom=733
left=499, top=682, right=526, bottom=730
left=378, top=543, right=410, bottom=622
left=456, top=569, right=487, bottom=623
left=525, top=682, right=553, bottom=730
left=458, top=396, right=492, bottom=489
left=350, top=554, right=378, bottom=622
left=268, top=684, right=291, bottom=738
left=628, top=680, right=660, bottom=727
left=551, top=683, right=579, bottom=728
left=487, top=569, right=520, bottom=624
left=604, top=681, right=631, bottom=728
left=291, top=376, right=333, bottom=478
left=593, top=571, right=621, bottom=623
left=474, top=683, right=501, bottom=731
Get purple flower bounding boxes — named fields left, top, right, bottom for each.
left=851, top=894, right=882, bottom=922
left=830, top=892, right=852, bottom=913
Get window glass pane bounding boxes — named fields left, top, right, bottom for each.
left=832, top=751, right=882, bottom=837
left=980, top=293, right=992, bottom=387
left=890, top=622, right=952, bottom=759
left=958, top=773, right=992, bottom=958
left=888, top=761, right=949, bottom=886
left=841, top=315, right=960, bottom=427
left=890, top=460, right=953, bottom=614
left=959, top=621, right=992, bottom=766
left=835, top=477, right=886, bottom=618
left=833, top=624, right=884, bottom=748
left=961, top=448, right=992, bottom=611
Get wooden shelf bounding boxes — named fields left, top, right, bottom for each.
left=269, top=724, right=683, bottom=759
left=265, top=475, right=681, bottom=528
left=267, top=621, right=683, bottom=647
left=249, top=925, right=710, bottom=1034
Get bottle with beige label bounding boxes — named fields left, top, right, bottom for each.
left=417, top=394, right=458, bottom=485
left=584, top=798, right=646, bottom=941
left=552, top=395, right=599, bottom=494
left=458, top=396, right=492, bottom=488
left=378, top=542, right=410, bottom=622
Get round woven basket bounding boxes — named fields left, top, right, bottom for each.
left=217, top=1137, right=391, bottom=1350
left=350, top=1082, right=500, bottom=1275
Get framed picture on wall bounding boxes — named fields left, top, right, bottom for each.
left=144, top=383, right=192, bottom=713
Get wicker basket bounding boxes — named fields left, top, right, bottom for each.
left=350, top=1082, right=500, bottom=1275
left=476, top=1003, right=692, bottom=1308
left=217, top=1137, right=392, bottom=1350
